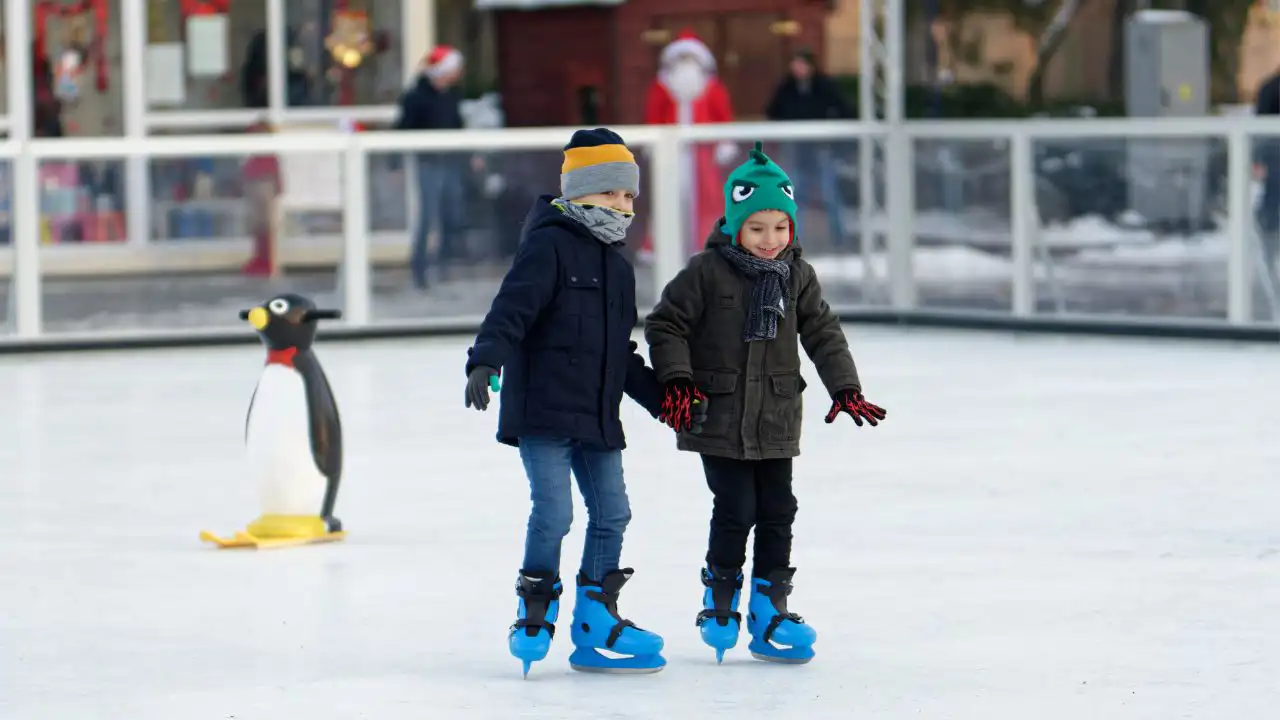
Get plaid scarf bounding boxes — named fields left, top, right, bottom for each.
left=717, top=245, right=791, bottom=342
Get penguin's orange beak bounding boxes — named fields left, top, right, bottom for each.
left=246, top=307, right=269, bottom=331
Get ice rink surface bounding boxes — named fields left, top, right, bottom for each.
left=2, top=326, right=1278, bottom=719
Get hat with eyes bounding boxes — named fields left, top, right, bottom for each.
left=720, top=141, right=797, bottom=243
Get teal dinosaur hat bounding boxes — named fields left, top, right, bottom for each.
left=720, top=141, right=798, bottom=243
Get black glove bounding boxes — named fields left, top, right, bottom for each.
left=660, top=378, right=709, bottom=433
left=824, top=388, right=886, bottom=427
left=465, top=365, right=501, bottom=411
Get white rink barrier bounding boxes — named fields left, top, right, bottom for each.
left=2, top=116, right=1280, bottom=342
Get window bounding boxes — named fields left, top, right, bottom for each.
left=145, top=0, right=268, bottom=111
left=283, top=0, right=404, bottom=107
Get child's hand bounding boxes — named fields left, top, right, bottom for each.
left=465, top=365, right=501, bottom=411
left=660, top=378, right=708, bottom=433
left=824, top=389, right=886, bottom=427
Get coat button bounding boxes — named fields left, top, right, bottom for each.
left=570, top=275, right=577, bottom=282
left=592, top=277, right=598, bottom=283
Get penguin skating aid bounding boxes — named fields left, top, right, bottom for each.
left=199, top=294, right=346, bottom=550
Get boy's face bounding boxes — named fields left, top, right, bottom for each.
left=573, top=190, right=635, bottom=214
left=738, top=210, right=791, bottom=259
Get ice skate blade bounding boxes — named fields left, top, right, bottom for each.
left=748, top=638, right=814, bottom=664
left=569, top=662, right=665, bottom=674
left=750, top=651, right=812, bottom=665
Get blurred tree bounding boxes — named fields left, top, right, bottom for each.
left=907, top=0, right=1088, bottom=107
left=908, top=0, right=1255, bottom=108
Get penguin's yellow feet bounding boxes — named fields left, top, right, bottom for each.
left=199, top=529, right=257, bottom=548
left=200, top=515, right=345, bottom=550
left=245, top=514, right=332, bottom=539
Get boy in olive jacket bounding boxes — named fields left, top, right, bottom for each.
left=644, top=142, right=886, bottom=664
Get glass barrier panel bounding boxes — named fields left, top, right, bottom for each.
left=41, top=151, right=342, bottom=334
left=145, top=0, right=267, bottom=111
left=0, top=10, right=7, bottom=120
left=680, top=140, right=738, bottom=258
left=1031, top=136, right=1227, bottom=321
left=912, top=137, right=1013, bottom=311
left=753, top=138, right=869, bottom=307
left=0, top=160, right=11, bottom=332
left=283, top=0, right=404, bottom=107
left=368, top=146, right=655, bottom=322
left=1250, top=134, right=1280, bottom=324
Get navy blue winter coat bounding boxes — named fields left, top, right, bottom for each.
left=466, top=196, right=664, bottom=449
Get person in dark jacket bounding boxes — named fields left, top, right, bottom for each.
left=463, top=128, right=674, bottom=676
left=1255, top=70, right=1280, bottom=276
left=395, top=45, right=466, bottom=290
left=645, top=142, right=886, bottom=665
left=765, top=49, right=851, bottom=250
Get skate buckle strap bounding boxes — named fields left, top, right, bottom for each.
left=515, top=574, right=562, bottom=638
left=758, top=569, right=804, bottom=644
left=699, top=566, right=743, bottom=627
left=696, top=608, right=743, bottom=627
left=762, top=611, right=805, bottom=644
left=512, top=617, right=556, bottom=638
left=586, top=588, right=638, bottom=649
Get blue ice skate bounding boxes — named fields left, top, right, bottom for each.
left=508, top=570, right=562, bottom=677
left=568, top=568, right=666, bottom=673
left=746, top=568, right=816, bottom=664
left=695, top=565, right=743, bottom=663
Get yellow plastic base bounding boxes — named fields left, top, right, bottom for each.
left=199, top=514, right=345, bottom=550
left=244, top=514, right=330, bottom=539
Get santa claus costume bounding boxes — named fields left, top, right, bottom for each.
left=644, top=30, right=737, bottom=257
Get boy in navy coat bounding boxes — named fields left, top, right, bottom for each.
left=464, top=128, right=685, bottom=676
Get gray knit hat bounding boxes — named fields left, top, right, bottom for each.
left=560, top=128, right=640, bottom=200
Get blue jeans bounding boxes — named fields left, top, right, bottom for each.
left=411, top=157, right=465, bottom=287
left=518, top=437, right=632, bottom=581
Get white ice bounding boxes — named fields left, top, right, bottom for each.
left=1, top=327, right=1278, bottom=719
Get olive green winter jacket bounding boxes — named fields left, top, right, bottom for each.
left=643, top=227, right=861, bottom=460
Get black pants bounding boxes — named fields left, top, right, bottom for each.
left=701, top=455, right=797, bottom=577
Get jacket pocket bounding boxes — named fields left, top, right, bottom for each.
left=563, top=273, right=603, bottom=317
left=762, top=373, right=805, bottom=443
left=691, top=369, right=739, bottom=441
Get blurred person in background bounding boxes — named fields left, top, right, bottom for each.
left=644, top=30, right=737, bottom=257
left=1254, top=68, right=1280, bottom=277
left=241, top=118, right=282, bottom=277
left=240, top=27, right=313, bottom=108
left=396, top=45, right=466, bottom=291
left=765, top=49, right=850, bottom=251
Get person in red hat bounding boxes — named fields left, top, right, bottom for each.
left=395, top=45, right=466, bottom=290
left=644, top=30, right=738, bottom=257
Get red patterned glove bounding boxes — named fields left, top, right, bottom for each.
left=659, top=378, right=708, bottom=432
left=824, top=389, right=886, bottom=427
